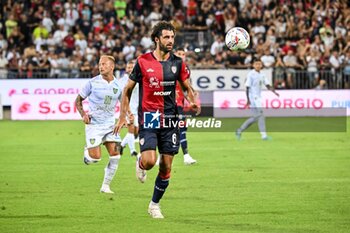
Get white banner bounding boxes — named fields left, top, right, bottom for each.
left=190, top=69, right=272, bottom=91
left=0, top=79, right=86, bottom=106
left=11, top=94, right=120, bottom=120
left=0, top=69, right=272, bottom=106
left=214, top=90, right=350, bottom=117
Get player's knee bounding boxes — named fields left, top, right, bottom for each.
left=142, top=157, right=157, bottom=170
left=113, top=142, right=122, bottom=155
left=84, top=153, right=101, bottom=165
left=159, top=169, right=171, bottom=180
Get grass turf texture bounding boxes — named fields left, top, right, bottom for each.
left=0, top=119, right=349, bottom=233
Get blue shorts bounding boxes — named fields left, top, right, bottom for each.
left=139, top=126, right=180, bottom=155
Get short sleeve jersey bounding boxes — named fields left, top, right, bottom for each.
left=129, top=52, right=189, bottom=125
left=245, top=70, right=269, bottom=99
left=79, top=75, right=122, bottom=125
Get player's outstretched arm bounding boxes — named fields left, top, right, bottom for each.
left=179, top=79, right=201, bottom=115
left=114, top=79, right=136, bottom=134
left=266, top=84, right=279, bottom=97
left=75, top=95, right=90, bottom=124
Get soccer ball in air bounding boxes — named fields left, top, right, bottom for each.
left=225, top=27, right=250, bottom=51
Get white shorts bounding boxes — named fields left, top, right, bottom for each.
left=126, top=113, right=139, bottom=127
left=250, top=97, right=263, bottom=116
left=85, top=124, right=121, bottom=149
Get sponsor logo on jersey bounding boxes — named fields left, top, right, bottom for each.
left=160, top=81, right=175, bottom=86
left=149, top=77, right=160, bottom=88
left=146, top=68, right=154, bottom=73
left=153, top=91, right=172, bottom=96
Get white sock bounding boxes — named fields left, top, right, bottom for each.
left=102, top=155, right=121, bottom=186
left=126, top=132, right=136, bottom=152
left=121, top=134, right=129, bottom=147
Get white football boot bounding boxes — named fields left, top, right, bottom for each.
left=148, top=201, right=164, bottom=219
left=184, top=153, right=197, bottom=165
left=100, top=184, right=114, bottom=194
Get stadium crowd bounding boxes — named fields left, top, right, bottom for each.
left=0, top=0, right=349, bottom=89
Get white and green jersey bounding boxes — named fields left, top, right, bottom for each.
left=79, top=75, right=122, bottom=125
left=245, top=70, right=269, bottom=100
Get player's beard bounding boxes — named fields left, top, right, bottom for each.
left=159, top=41, right=172, bottom=54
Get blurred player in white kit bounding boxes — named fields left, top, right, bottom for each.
left=75, top=55, right=123, bottom=194
left=236, top=59, right=279, bottom=140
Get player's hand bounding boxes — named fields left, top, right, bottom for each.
left=82, top=114, right=91, bottom=124
left=190, top=102, right=201, bottom=115
left=128, top=112, right=135, bottom=124
left=114, top=117, right=127, bottom=134
left=245, top=100, right=251, bottom=108
left=128, top=112, right=135, bottom=122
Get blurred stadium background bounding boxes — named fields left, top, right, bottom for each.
left=0, top=1, right=349, bottom=233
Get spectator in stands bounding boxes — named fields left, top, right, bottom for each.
left=63, top=31, right=75, bottom=56
left=38, top=53, right=51, bottom=78
left=7, top=26, right=24, bottom=50
left=65, top=2, right=80, bottom=29
left=69, top=54, right=82, bottom=78
left=319, top=27, right=334, bottom=54
left=5, top=14, right=18, bottom=39
left=261, top=50, right=276, bottom=69
left=306, top=49, right=320, bottom=88
left=226, top=50, right=246, bottom=69
left=140, top=32, right=153, bottom=51
left=162, top=0, right=175, bottom=21
left=7, top=48, right=21, bottom=78
left=57, top=51, right=70, bottom=78
left=343, top=50, right=350, bottom=89
left=42, top=11, right=54, bottom=33
left=53, top=25, right=68, bottom=45
left=0, top=34, right=7, bottom=51
left=315, top=79, right=327, bottom=90
left=329, top=50, right=342, bottom=88
left=186, top=0, right=198, bottom=25
left=283, top=50, right=303, bottom=88
left=18, top=14, right=32, bottom=47
left=122, top=37, right=136, bottom=62
left=145, top=5, right=163, bottom=28
left=210, top=35, right=225, bottom=56
left=114, top=0, right=127, bottom=19
left=0, top=49, right=8, bottom=79
left=274, top=54, right=286, bottom=89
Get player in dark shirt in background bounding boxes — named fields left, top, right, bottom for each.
left=115, top=21, right=200, bottom=219
left=175, top=47, right=198, bottom=165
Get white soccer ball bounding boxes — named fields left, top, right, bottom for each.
left=225, top=27, right=250, bottom=51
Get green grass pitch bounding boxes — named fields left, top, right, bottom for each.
left=0, top=119, right=349, bottom=233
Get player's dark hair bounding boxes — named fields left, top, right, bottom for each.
left=252, top=57, right=262, bottom=63
left=151, top=21, right=175, bottom=44
left=127, top=59, right=136, bottom=65
left=176, top=47, right=185, bottom=52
